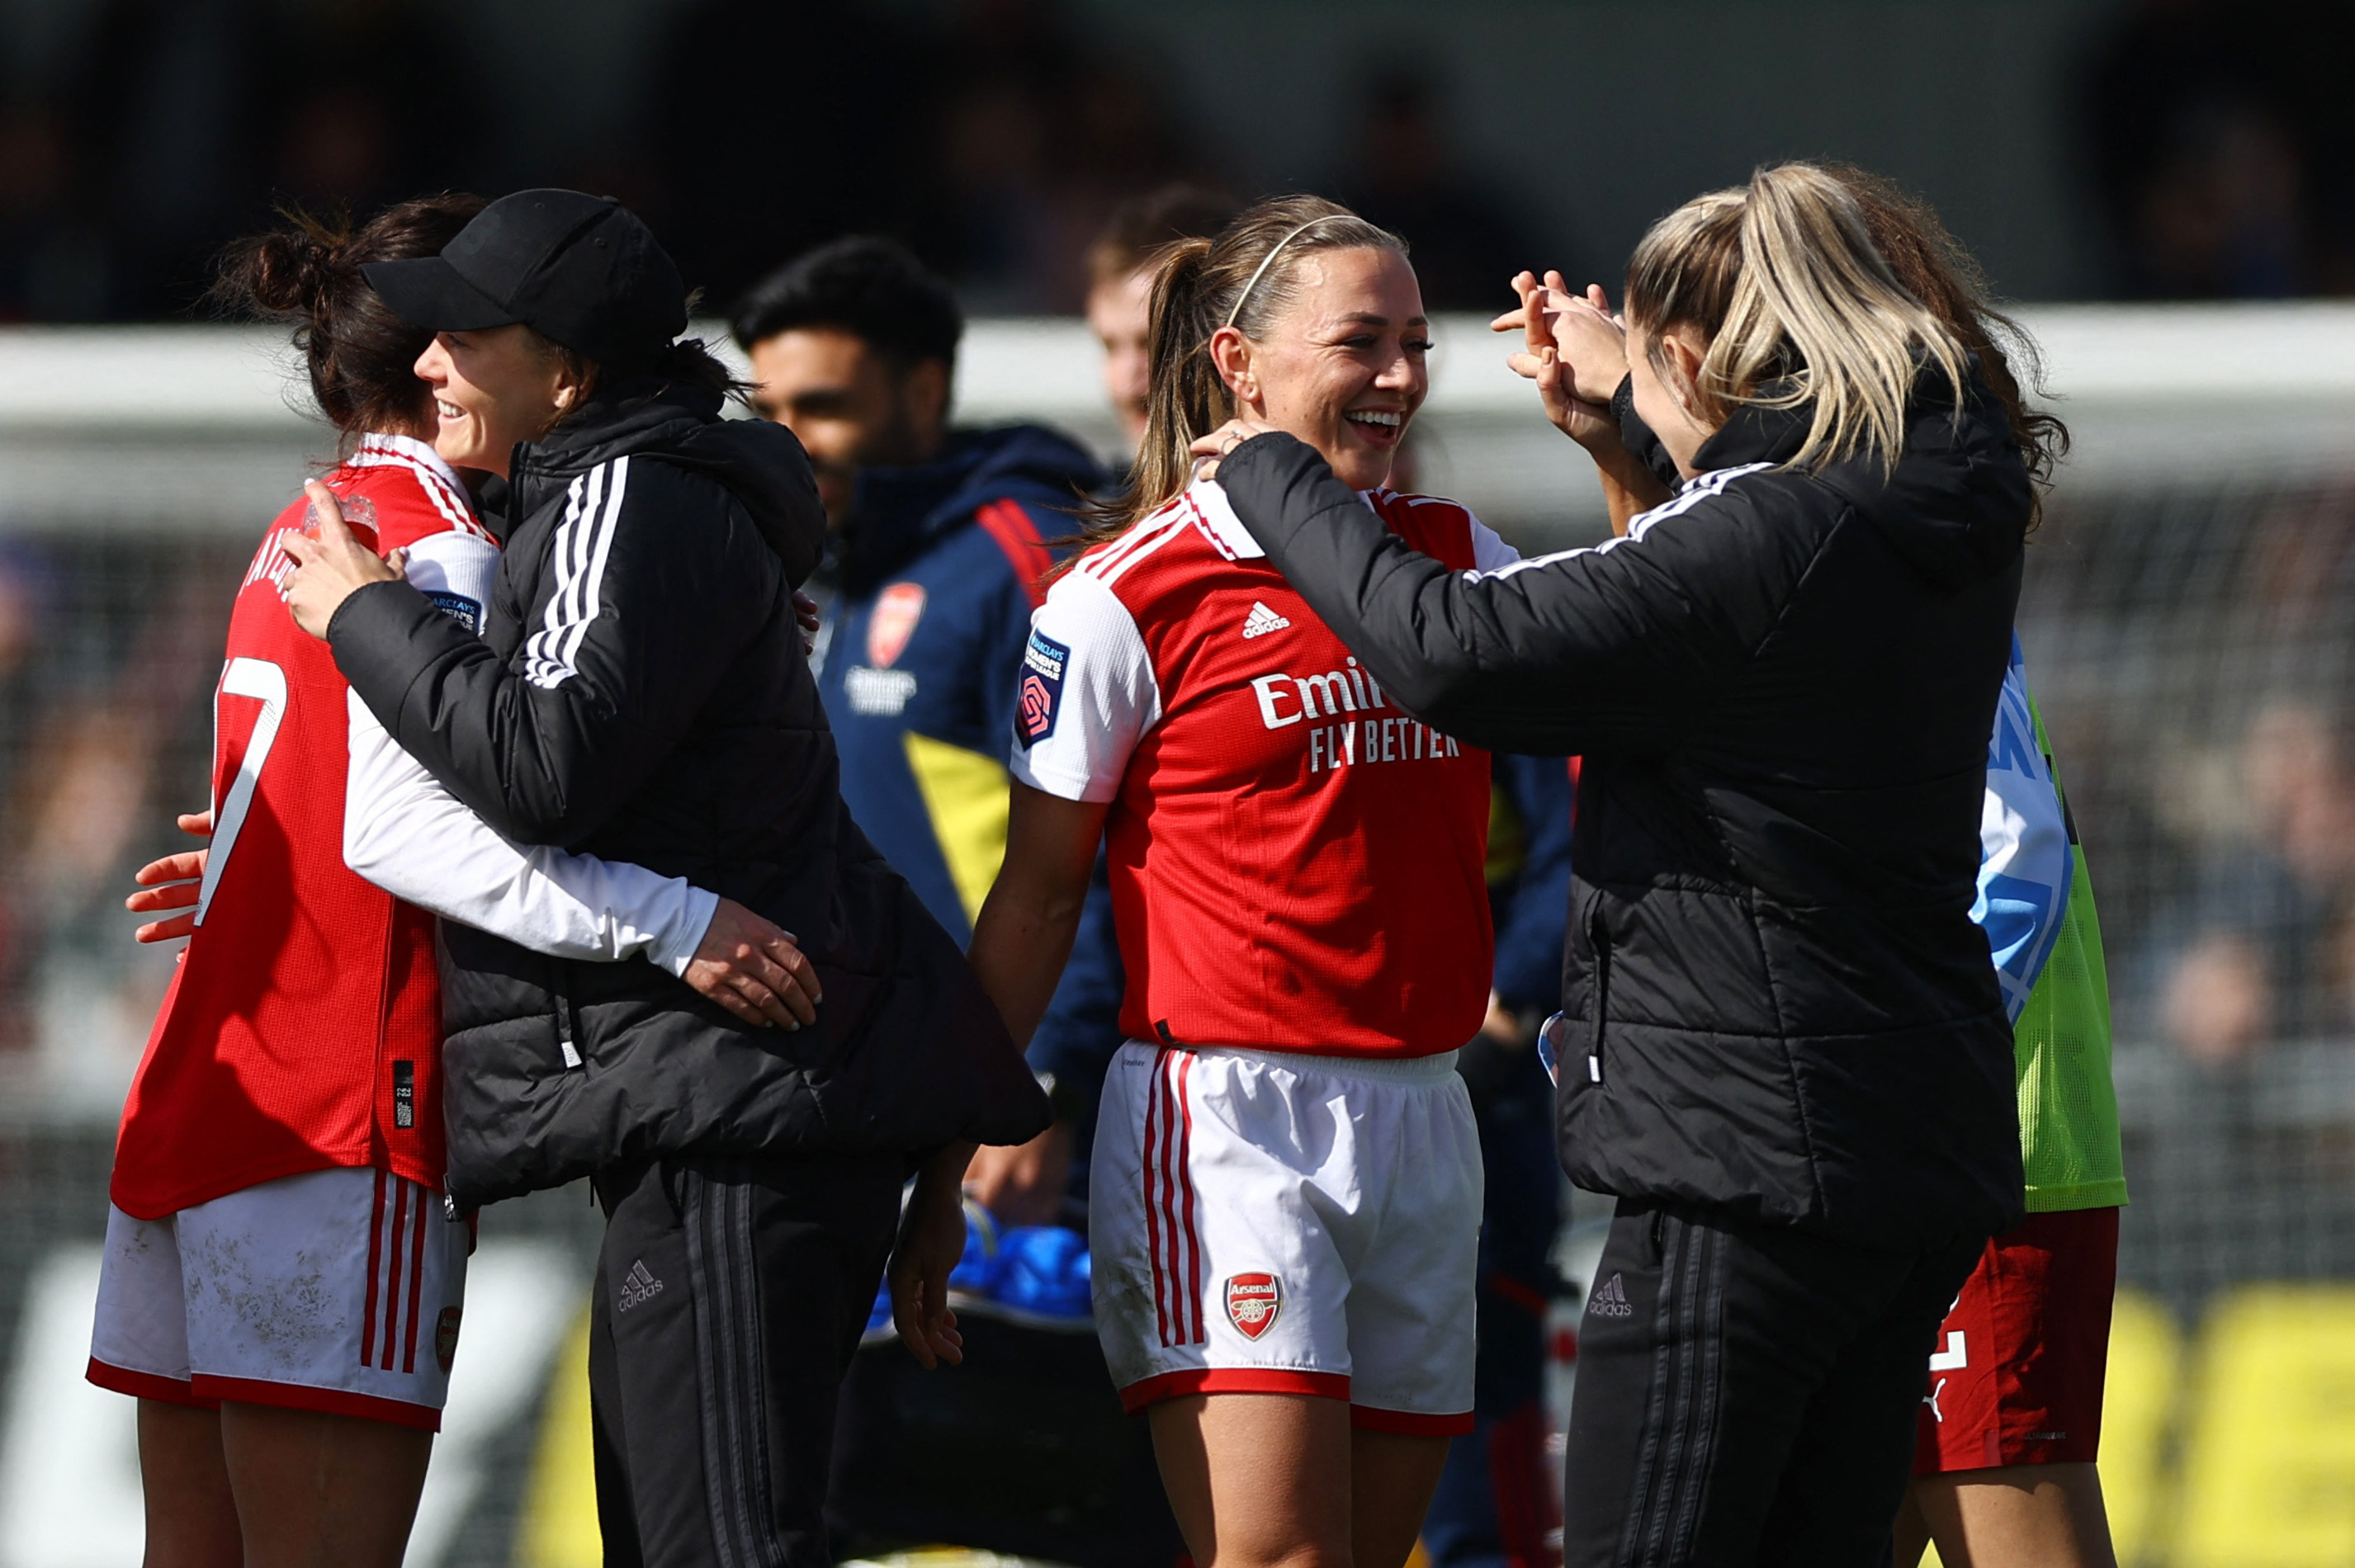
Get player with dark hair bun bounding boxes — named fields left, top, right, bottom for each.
left=90, top=191, right=495, bottom=1568
left=208, top=199, right=486, bottom=435
left=91, top=195, right=496, bottom=1568
left=97, top=195, right=813, bottom=1568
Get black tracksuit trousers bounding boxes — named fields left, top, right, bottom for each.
left=589, top=1154, right=902, bottom=1568
left=1562, top=1199, right=1984, bottom=1568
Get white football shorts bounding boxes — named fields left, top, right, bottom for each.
left=1090, top=1041, right=1483, bottom=1433
left=87, top=1166, right=470, bottom=1430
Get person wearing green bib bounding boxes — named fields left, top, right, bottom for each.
left=1895, top=636, right=2129, bottom=1567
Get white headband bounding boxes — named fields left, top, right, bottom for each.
left=1222, top=216, right=1337, bottom=330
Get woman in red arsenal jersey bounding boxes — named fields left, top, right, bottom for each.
left=967, top=196, right=1520, bottom=1568
left=92, top=202, right=811, bottom=1568
left=87, top=197, right=494, bottom=1568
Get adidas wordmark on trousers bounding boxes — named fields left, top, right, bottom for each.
left=1090, top=1041, right=1483, bottom=1433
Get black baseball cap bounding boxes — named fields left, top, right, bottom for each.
left=362, top=188, right=687, bottom=367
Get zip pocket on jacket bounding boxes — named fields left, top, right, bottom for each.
left=552, top=960, right=583, bottom=1070
left=1586, top=904, right=1611, bottom=1086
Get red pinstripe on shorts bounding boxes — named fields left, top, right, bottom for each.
left=362, top=1169, right=431, bottom=1372
left=1147, top=1047, right=1205, bottom=1347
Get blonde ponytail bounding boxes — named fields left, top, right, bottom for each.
left=1627, top=163, right=1971, bottom=473
left=1076, top=196, right=1408, bottom=550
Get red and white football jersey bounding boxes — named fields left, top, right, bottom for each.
left=111, top=434, right=497, bottom=1220
left=1011, top=478, right=1516, bottom=1057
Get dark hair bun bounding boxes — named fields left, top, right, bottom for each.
left=206, top=195, right=486, bottom=437
left=211, top=209, right=348, bottom=324
left=239, top=228, right=342, bottom=317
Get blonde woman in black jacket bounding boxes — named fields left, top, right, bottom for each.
left=1197, top=163, right=2031, bottom=1567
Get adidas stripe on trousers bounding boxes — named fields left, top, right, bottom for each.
left=1561, top=1199, right=1984, bottom=1568
left=589, top=1154, right=902, bottom=1568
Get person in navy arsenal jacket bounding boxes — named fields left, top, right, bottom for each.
left=733, top=239, right=1125, bottom=1218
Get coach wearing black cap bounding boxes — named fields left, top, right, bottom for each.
left=281, top=189, right=1051, bottom=1568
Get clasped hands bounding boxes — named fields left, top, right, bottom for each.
left=1492, top=270, right=1634, bottom=452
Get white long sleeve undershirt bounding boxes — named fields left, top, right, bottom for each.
left=341, top=531, right=718, bottom=976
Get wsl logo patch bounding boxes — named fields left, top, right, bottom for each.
left=1017, top=630, right=1069, bottom=749
left=1224, top=1273, right=1282, bottom=1340
left=422, top=590, right=483, bottom=634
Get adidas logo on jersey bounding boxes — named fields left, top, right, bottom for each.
left=1590, top=1272, right=1634, bottom=1319
left=618, top=1259, right=665, bottom=1314
left=1241, top=602, right=1291, bottom=640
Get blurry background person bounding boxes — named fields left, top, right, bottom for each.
left=733, top=236, right=1173, bottom=1565
left=731, top=235, right=1100, bottom=947
left=1898, top=642, right=2127, bottom=1568
left=1083, top=185, right=1239, bottom=448
left=731, top=238, right=1125, bottom=1209
left=2154, top=701, right=2355, bottom=1063
left=2072, top=0, right=2355, bottom=296
left=1424, top=754, right=1573, bottom=1568
left=1333, top=65, right=1544, bottom=313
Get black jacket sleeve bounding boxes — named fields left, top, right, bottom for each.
left=326, top=459, right=778, bottom=845
left=1612, top=374, right=1684, bottom=492
left=1217, top=432, right=1779, bottom=757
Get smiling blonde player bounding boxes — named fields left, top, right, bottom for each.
left=965, top=196, right=1520, bottom=1568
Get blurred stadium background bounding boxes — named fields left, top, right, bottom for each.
left=4, top=0, right=2355, bottom=1564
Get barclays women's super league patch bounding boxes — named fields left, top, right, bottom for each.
left=422, top=590, right=483, bottom=635
left=1016, top=630, right=1069, bottom=749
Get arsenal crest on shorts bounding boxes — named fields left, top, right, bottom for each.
left=1225, top=1273, right=1282, bottom=1339
left=435, top=1307, right=462, bottom=1372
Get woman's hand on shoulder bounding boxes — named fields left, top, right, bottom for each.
left=280, top=480, right=403, bottom=640
left=1494, top=272, right=1629, bottom=451
left=1188, top=417, right=1280, bottom=483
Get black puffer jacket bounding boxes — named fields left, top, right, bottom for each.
left=1218, top=375, right=2028, bottom=1246
left=329, top=383, right=1049, bottom=1209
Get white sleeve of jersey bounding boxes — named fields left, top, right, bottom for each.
left=341, top=534, right=719, bottom=975
left=399, top=531, right=499, bottom=626
left=1465, top=511, right=1521, bottom=574
left=1008, top=568, right=1161, bottom=804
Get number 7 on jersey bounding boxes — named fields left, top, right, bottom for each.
left=196, top=657, right=286, bottom=924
